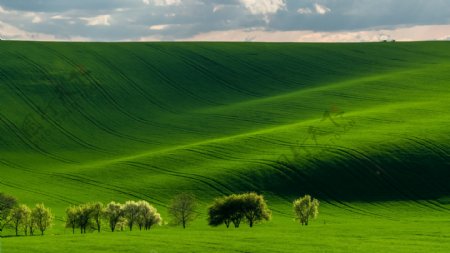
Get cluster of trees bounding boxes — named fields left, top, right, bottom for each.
left=0, top=193, right=54, bottom=236
left=208, top=192, right=272, bottom=228
left=1, top=192, right=320, bottom=237
left=65, top=200, right=162, bottom=234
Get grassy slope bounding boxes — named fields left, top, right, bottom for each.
left=0, top=41, right=449, bottom=252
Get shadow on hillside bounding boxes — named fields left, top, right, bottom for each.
left=240, top=140, right=450, bottom=203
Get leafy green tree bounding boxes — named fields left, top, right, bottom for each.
left=90, top=202, right=104, bottom=232
left=65, top=206, right=79, bottom=234
left=105, top=202, right=123, bottom=232
left=168, top=193, right=197, bottom=229
left=10, top=204, right=31, bottom=236
left=136, top=200, right=162, bottom=230
left=240, top=193, right=271, bottom=227
left=208, top=193, right=271, bottom=228
left=122, top=201, right=140, bottom=231
left=0, top=193, right=17, bottom=233
left=31, top=203, right=54, bottom=235
left=293, top=195, right=320, bottom=226
left=208, top=197, right=231, bottom=228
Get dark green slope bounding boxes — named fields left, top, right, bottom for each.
left=0, top=41, right=449, bottom=212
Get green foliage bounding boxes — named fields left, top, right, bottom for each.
left=136, top=200, right=162, bottom=230
left=10, top=204, right=31, bottom=236
left=208, top=193, right=271, bottom=228
left=0, top=193, right=17, bottom=233
left=31, top=203, right=54, bottom=236
left=293, top=195, right=320, bottom=226
left=168, top=193, right=197, bottom=228
left=104, top=202, right=123, bottom=232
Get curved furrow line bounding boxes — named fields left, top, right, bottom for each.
left=51, top=172, right=167, bottom=207
left=123, top=161, right=235, bottom=195
left=0, top=110, right=77, bottom=164
left=38, top=44, right=175, bottom=130
left=162, top=48, right=261, bottom=97
left=65, top=96, right=161, bottom=146
left=141, top=44, right=223, bottom=106
left=407, top=136, right=450, bottom=161
left=85, top=49, right=176, bottom=113
left=275, top=161, right=392, bottom=218
left=319, top=90, right=393, bottom=102
left=121, top=161, right=230, bottom=196
left=199, top=45, right=299, bottom=89
left=328, top=145, right=450, bottom=212
left=6, top=52, right=111, bottom=154
left=0, top=179, right=78, bottom=205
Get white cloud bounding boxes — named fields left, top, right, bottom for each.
left=143, top=0, right=181, bottom=6
left=182, top=25, right=450, bottom=42
left=149, top=24, right=171, bottom=30
left=297, top=8, right=312, bottom=15
left=213, top=5, right=225, bottom=13
left=0, top=20, right=89, bottom=41
left=239, top=0, right=285, bottom=15
left=31, top=16, right=42, bottom=23
left=51, top=15, right=70, bottom=20
left=81, top=15, right=111, bottom=26
left=314, top=3, right=331, bottom=15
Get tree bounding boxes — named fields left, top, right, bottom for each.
left=136, top=200, right=162, bottom=230
left=122, top=201, right=140, bottom=231
left=208, top=197, right=231, bottom=228
left=10, top=204, right=31, bottom=236
left=293, top=195, right=320, bottom=226
left=65, top=206, right=79, bottom=234
left=31, top=203, right=54, bottom=235
left=240, top=193, right=271, bottom=227
left=168, top=193, right=197, bottom=229
left=105, top=202, right=123, bottom=232
left=77, top=204, right=95, bottom=234
left=90, top=202, right=104, bottom=233
left=0, top=193, right=17, bottom=233
left=208, top=193, right=271, bottom=228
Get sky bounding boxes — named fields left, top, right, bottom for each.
left=0, top=0, right=450, bottom=42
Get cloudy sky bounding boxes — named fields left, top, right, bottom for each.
left=1, top=0, right=450, bottom=42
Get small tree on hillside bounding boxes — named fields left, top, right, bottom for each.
left=77, top=204, right=94, bottom=234
left=31, top=203, right=54, bottom=235
left=105, top=202, right=123, bottom=232
left=293, top=195, right=319, bottom=226
left=208, top=197, right=232, bottom=228
left=65, top=206, right=79, bottom=234
left=0, top=193, right=17, bottom=233
left=136, top=200, right=162, bottom=230
left=168, top=193, right=197, bottom=229
left=90, top=202, right=104, bottom=232
left=10, top=204, right=31, bottom=236
left=241, top=193, right=271, bottom=227
left=122, top=201, right=140, bottom=231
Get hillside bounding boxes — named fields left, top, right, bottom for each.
left=0, top=41, right=449, bottom=222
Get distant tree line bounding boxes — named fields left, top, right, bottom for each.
left=0, top=192, right=319, bottom=237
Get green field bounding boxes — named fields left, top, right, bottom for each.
left=0, top=41, right=449, bottom=252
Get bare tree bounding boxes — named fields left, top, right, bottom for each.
left=168, top=193, right=197, bottom=229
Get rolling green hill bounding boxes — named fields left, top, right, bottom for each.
left=0, top=41, right=449, bottom=252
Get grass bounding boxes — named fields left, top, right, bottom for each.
left=0, top=41, right=449, bottom=252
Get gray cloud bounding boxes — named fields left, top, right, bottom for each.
left=0, top=0, right=449, bottom=41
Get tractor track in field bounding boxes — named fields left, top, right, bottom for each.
left=150, top=45, right=261, bottom=98
left=0, top=112, right=77, bottom=164
left=140, top=44, right=224, bottom=105
left=36, top=44, right=178, bottom=131
left=3, top=52, right=111, bottom=155
left=121, top=161, right=234, bottom=196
